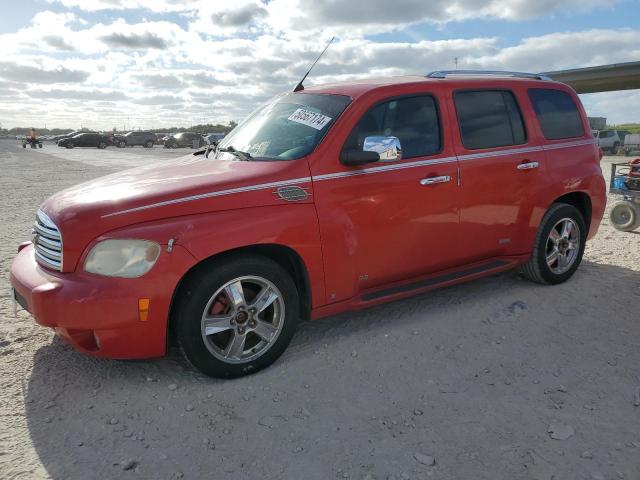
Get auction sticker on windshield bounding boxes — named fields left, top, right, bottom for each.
left=288, top=108, right=332, bottom=130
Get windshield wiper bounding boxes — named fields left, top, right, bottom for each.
left=218, top=145, right=252, bottom=161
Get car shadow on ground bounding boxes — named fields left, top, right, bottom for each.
left=23, top=260, right=640, bottom=480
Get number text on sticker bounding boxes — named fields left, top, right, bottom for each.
left=288, top=108, right=332, bottom=131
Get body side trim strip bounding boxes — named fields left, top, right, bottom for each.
left=103, top=177, right=312, bottom=217
left=312, top=156, right=457, bottom=181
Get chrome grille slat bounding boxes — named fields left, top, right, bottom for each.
left=33, top=224, right=60, bottom=240
left=35, top=251, right=62, bottom=270
left=34, top=235, right=61, bottom=250
left=35, top=243, right=62, bottom=260
left=33, top=210, right=63, bottom=271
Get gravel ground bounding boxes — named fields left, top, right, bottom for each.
left=1, top=139, right=639, bottom=480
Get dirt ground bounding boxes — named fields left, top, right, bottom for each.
left=1, top=139, right=639, bottom=480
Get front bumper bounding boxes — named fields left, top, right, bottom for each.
left=10, top=243, right=196, bottom=359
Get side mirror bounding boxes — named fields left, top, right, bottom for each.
left=363, top=136, right=402, bottom=162
left=340, top=149, right=380, bottom=166
left=340, top=136, right=402, bottom=166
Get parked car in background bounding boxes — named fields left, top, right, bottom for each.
left=57, top=133, right=110, bottom=149
left=55, top=131, right=96, bottom=144
left=10, top=71, right=606, bottom=378
left=204, top=132, right=226, bottom=145
left=113, top=131, right=157, bottom=148
left=595, top=129, right=631, bottom=153
left=163, top=132, right=205, bottom=148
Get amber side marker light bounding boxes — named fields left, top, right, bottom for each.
left=138, top=298, right=150, bottom=321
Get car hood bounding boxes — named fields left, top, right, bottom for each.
left=40, top=153, right=312, bottom=270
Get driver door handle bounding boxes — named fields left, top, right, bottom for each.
left=420, top=175, right=451, bottom=186
left=517, top=161, right=539, bottom=170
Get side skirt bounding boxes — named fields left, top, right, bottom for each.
left=310, top=255, right=527, bottom=320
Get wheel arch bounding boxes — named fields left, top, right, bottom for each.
left=552, top=191, right=592, bottom=233
left=167, top=243, right=312, bottom=346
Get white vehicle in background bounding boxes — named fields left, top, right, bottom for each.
left=595, top=129, right=631, bottom=153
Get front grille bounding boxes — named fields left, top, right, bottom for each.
left=33, top=210, right=63, bottom=271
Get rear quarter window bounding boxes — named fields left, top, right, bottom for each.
left=528, top=88, right=584, bottom=140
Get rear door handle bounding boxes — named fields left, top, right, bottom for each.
left=420, top=175, right=451, bottom=186
left=517, top=161, right=539, bottom=170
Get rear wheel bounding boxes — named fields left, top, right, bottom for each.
left=98, top=141, right=107, bottom=149
left=175, top=255, right=299, bottom=378
left=520, top=203, right=587, bottom=285
left=119, top=141, right=126, bottom=148
left=145, top=140, right=154, bottom=148
left=612, top=141, right=620, bottom=154
left=610, top=200, right=639, bottom=231
left=66, top=142, right=74, bottom=149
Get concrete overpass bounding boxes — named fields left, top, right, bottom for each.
left=543, top=61, right=640, bottom=94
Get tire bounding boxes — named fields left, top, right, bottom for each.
left=119, top=141, right=126, bottom=148
left=612, top=142, right=620, bottom=155
left=98, top=142, right=107, bottom=149
left=520, top=203, right=587, bottom=285
left=175, top=255, right=300, bottom=378
left=66, top=142, right=74, bottom=149
left=38, top=143, right=42, bottom=148
left=22, top=144, right=26, bottom=148
left=610, top=200, right=639, bottom=232
left=145, top=140, right=154, bottom=148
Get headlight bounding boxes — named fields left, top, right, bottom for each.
left=84, top=239, right=161, bottom=278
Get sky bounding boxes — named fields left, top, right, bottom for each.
left=0, top=0, right=639, bottom=130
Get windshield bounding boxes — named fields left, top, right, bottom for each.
left=216, top=92, right=351, bottom=161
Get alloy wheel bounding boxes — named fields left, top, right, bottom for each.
left=545, top=218, right=580, bottom=274
left=200, top=275, right=285, bottom=364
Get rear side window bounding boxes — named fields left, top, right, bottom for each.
left=344, top=95, right=441, bottom=159
left=454, top=90, right=526, bottom=150
left=528, top=88, right=584, bottom=140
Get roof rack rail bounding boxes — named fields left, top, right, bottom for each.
left=426, top=70, right=552, bottom=81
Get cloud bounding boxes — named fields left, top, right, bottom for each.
left=26, top=88, right=129, bottom=101
left=213, top=4, right=268, bottom=27
left=131, top=94, right=182, bottom=105
left=100, top=31, right=169, bottom=49
left=42, top=35, right=76, bottom=51
left=0, top=61, right=90, bottom=84
left=131, top=73, right=186, bottom=89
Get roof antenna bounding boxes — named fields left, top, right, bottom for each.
left=293, top=36, right=335, bottom=92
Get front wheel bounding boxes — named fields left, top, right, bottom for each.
left=66, top=142, right=74, bottom=149
left=98, top=142, right=107, bottom=149
left=520, top=203, right=587, bottom=285
left=610, top=200, right=639, bottom=232
left=175, top=255, right=299, bottom=378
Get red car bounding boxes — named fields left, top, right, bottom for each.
left=10, top=71, right=606, bottom=378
